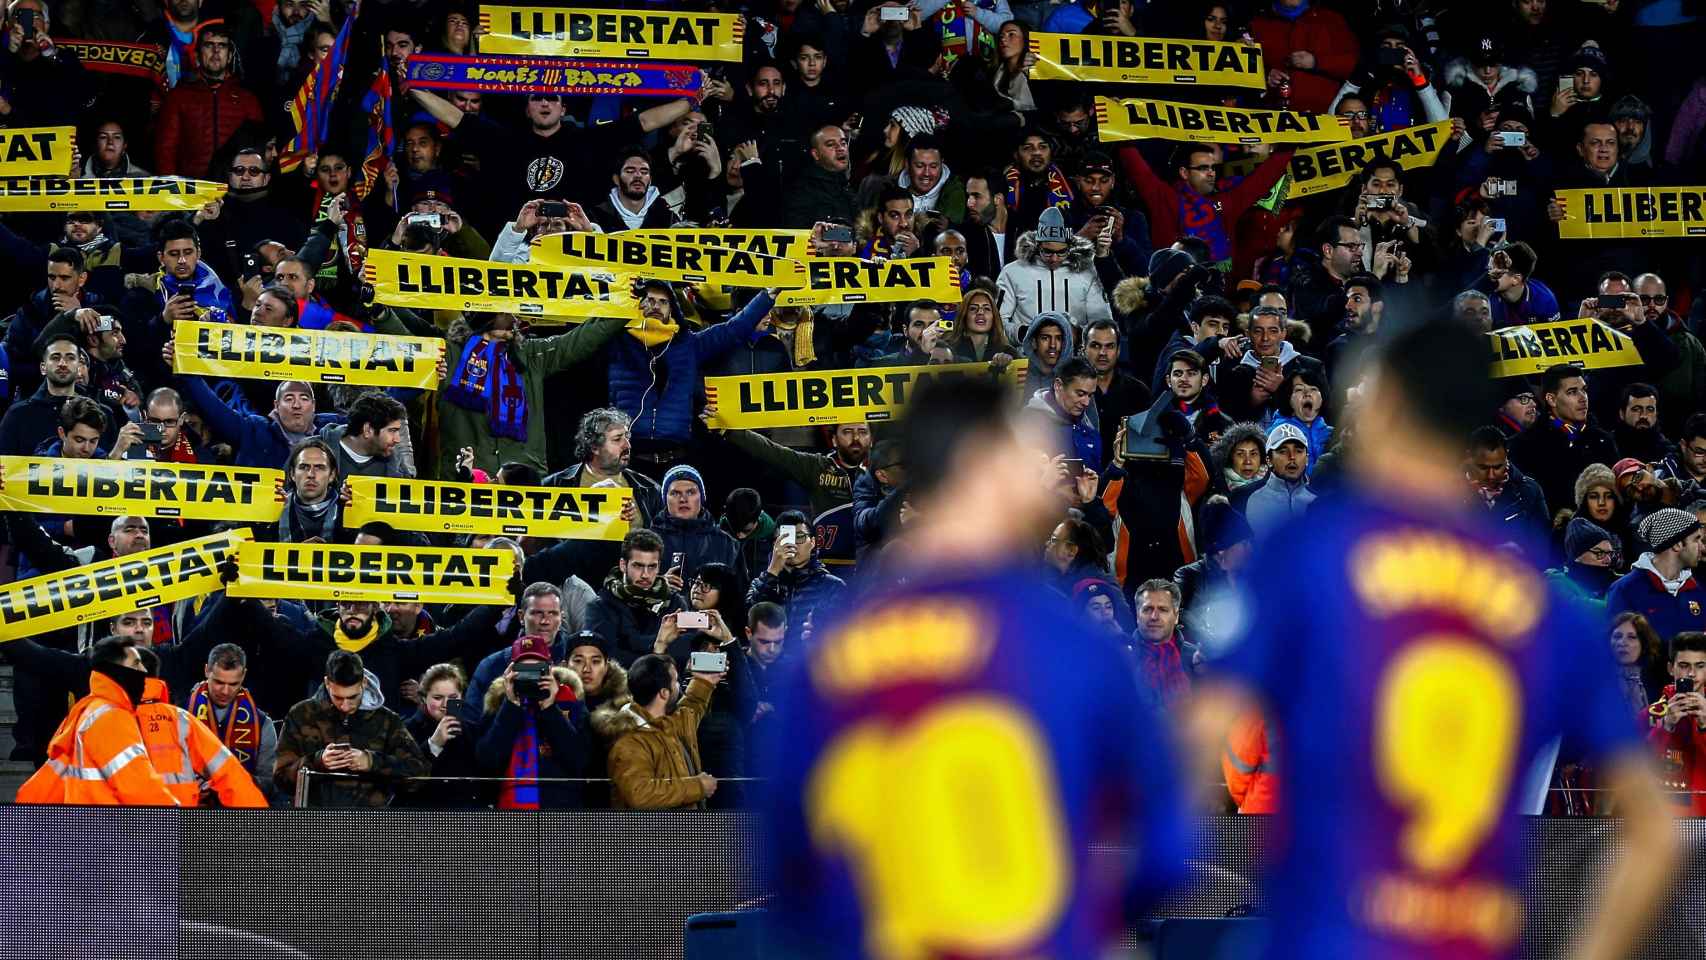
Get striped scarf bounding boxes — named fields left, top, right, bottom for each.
left=445, top=336, right=527, bottom=441
left=498, top=709, right=541, bottom=809
left=1139, top=634, right=1191, bottom=709
left=1004, top=163, right=1073, bottom=216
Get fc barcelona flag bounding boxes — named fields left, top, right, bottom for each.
left=355, top=61, right=395, bottom=202
left=281, top=0, right=361, bottom=173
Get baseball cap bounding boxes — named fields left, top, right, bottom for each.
left=1613, top=457, right=1645, bottom=481
left=1265, top=422, right=1309, bottom=453
left=508, top=634, right=553, bottom=665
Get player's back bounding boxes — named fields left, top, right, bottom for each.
left=764, top=563, right=1189, bottom=959
left=1225, top=490, right=1639, bottom=960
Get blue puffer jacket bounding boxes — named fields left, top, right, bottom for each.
left=606, top=290, right=774, bottom=445
left=745, top=560, right=848, bottom=642
left=178, top=373, right=342, bottom=469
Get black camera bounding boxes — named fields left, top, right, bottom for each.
left=538, top=200, right=569, bottom=218
left=513, top=661, right=550, bottom=702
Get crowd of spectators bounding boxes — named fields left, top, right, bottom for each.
left=5, top=0, right=1706, bottom=812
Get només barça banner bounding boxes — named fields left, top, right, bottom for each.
left=1094, top=96, right=1350, bottom=145
left=1554, top=186, right=1706, bottom=239
left=704, top=360, right=1028, bottom=429
left=1487, top=318, right=1644, bottom=378
left=344, top=477, right=632, bottom=540
left=227, top=542, right=516, bottom=605
left=364, top=249, right=638, bottom=319
left=403, top=52, right=700, bottom=97
left=173, top=319, right=444, bottom=389
left=0, top=529, right=251, bottom=642
left=0, top=176, right=227, bottom=211
left=774, top=257, right=961, bottom=307
left=1028, top=32, right=1263, bottom=88
left=478, top=5, right=744, bottom=62
left=0, top=457, right=284, bottom=523
left=533, top=231, right=808, bottom=288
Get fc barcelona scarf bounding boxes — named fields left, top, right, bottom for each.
left=499, top=710, right=541, bottom=809
left=188, top=682, right=264, bottom=772
left=1005, top=163, right=1073, bottom=216
left=445, top=336, right=528, bottom=441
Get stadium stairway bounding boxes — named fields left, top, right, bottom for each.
left=0, top=663, right=30, bottom=801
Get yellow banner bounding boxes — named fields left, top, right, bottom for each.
left=0, top=176, right=226, bottom=211
left=774, top=257, right=961, bottom=307
left=704, top=360, right=1027, bottom=429
left=363, top=248, right=638, bottom=320
left=1286, top=119, right=1453, bottom=199
left=478, top=5, right=744, bottom=62
left=1094, top=96, right=1350, bottom=145
left=227, top=542, right=515, bottom=605
left=0, top=127, right=77, bottom=176
left=533, top=231, right=807, bottom=288
left=626, top=228, right=813, bottom=260
left=345, top=476, right=631, bottom=539
left=0, top=529, right=251, bottom=642
left=1487, top=318, right=1644, bottom=378
left=173, top=319, right=443, bottom=389
left=0, top=457, right=283, bottom=522
left=1555, top=186, right=1706, bottom=239
left=1029, top=32, right=1263, bottom=88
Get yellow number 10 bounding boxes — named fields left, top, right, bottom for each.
left=1374, top=637, right=1521, bottom=875
left=806, top=697, right=1072, bottom=959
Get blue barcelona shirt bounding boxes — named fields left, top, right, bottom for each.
left=1222, top=489, right=1642, bottom=960
left=764, top=562, right=1190, bottom=958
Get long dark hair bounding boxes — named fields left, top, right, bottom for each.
left=694, top=562, right=748, bottom=636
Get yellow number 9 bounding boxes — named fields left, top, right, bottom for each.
left=806, top=697, right=1071, bottom=958
left=1374, top=637, right=1521, bottom=875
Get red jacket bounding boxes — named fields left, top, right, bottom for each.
left=1249, top=6, right=1359, bottom=114
left=1647, top=683, right=1706, bottom=815
left=155, top=75, right=264, bottom=178
left=1118, top=146, right=1292, bottom=261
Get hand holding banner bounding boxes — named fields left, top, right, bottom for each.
left=703, top=359, right=1028, bottom=429
left=344, top=477, right=632, bottom=539
left=1284, top=120, right=1453, bottom=199
left=403, top=52, right=701, bottom=97
left=0, top=176, right=227, bottom=211
left=364, top=248, right=639, bottom=319
left=227, top=542, right=516, bottom=605
left=0, top=127, right=77, bottom=176
left=774, top=257, right=961, bottom=307
left=532, top=231, right=807, bottom=288
left=0, top=458, right=284, bottom=523
left=1553, top=186, right=1706, bottom=239
left=173, top=319, right=444, bottom=389
left=1028, top=32, right=1264, bottom=88
left=1487, top=318, right=1644, bottom=378
left=49, top=39, right=166, bottom=82
left=0, top=529, right=251, bottom=642
left=479, top=5, right=744, bottom=62
left=1094, top=96, right=1349, bottom=145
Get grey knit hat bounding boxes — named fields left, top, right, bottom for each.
left=1639, top=507, right=1701, bottom=554
left=1034, top=207, right=1072, bottom=245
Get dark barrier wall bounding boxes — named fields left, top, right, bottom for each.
left=1, top=809, right=1703, bottom=959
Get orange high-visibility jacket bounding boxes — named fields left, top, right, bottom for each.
left=136, top=678, right=267, bottom=808
left=1222, top=710, right=1279, bottom=815
left=16, top=671, right=180, bottom=807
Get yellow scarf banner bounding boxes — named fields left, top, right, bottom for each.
left=0, top=127, right=77, bottom=176
left=533, top=231, right=808, bottom=288
left=1029, top=32, right=1264, bottom=88
left=363, top=248, right=638, bottom=320
left=626, top=228, right=814, bottom=260
left=774, top=257, right=961, bottom=307
left=1285, top=119, right=1453, bottom=199
left=0, top=528, right=251, bottom=642
left=478, top=5, right=744, bottom=62
left=227, top=541, right=516, bottom=605
left=1487, top=318, right=1644, bottom=378
left=1094, top=96, right=1350, bottom=145
left=345, top=476, right=632, bottom=540
left=173, top=319, right=443, bottom=390
left=1554, top=186, right=1706, bottom=239
left=0, top=176, right=227, bottom=211
left=704, top=359, right=1028, bottom=429
left=0, top=457, right=283, bottom=523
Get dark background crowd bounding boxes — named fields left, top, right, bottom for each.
left=3, top=0, right=1706, bottom=812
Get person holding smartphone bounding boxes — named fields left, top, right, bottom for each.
left=748, top=511, right=848, bottom=644
left=1647, top=625, right=1706, bottom=814
left=400, top=663, right=483, bottom=808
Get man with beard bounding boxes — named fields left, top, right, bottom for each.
left=721, top=62, right=792, bottom=160
left=784, top=124, right=857, bottom=227
left=898, top=134, right=965, bottom=221
left=274, top=650, right=429, bottom=808
left=586, top=529, right=689, bottom=667
left=747, top=510, right=847, bottom=643
left=4, top=249, right=100, bottom=398
left=1067, top=151, right=1149, bottom=278
left=0, top=330, right=92, bottom=455
left=1608, top=509, right=1706, bottom=643
left=1633, top=272, right=1706, bottom=439
left=606, top=652, right=724, bottom=809
left=1615, top=458, right=1698, bottom=531
left=1002, top=130, right=1073, bottom=261
left=589, top=149, right=678, bottom=233
left=154, top=23, right=262, bottom=177
left=1019, top=312, right=1071, bottom=395
left=1085, top=319, right=1150, bottom=461
left=544, top=408, right=665, bottom=528
left=959, top=169, right=1008, bottom=277
left=0, top=0, right=92, bottom=128
left=1325, top=273, right=1383, bottom=391
left=196, top=147, right=307, bottom=287
left=1614, top=383, right=1676, bottom=464
left=717, top=418, right=871, bottom=519
left=1119, top=140, right=1290, bottom=268
left=1494, top=377, right=1539, bottom=439
left=1464, top=426, right=1549, bottom=544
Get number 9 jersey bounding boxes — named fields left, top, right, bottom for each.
left=1219, top=490, right=1642, bottom=959
left=762, top=563, right=1191, bottom=958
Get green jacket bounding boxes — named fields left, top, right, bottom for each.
left=1544, top=566, right=1608, bottom=619
left=724, top=428, right=862, bottom=518
left=1656, top=321, right=1706, bottom=439
left=436, top=314, right=628, bottom=478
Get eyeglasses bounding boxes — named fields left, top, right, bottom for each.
left=1640, top=294, right=1669, bottom=305
left=230, top=166, right=265, bottom=176
left=1038, top=246, right=1069, bottom=258
left=1332, top=240, right=1366, bottom=251
left=1511, top=393, right=1536, bottom=404
left=1185, top=164, right=1216, bottom=172
left=1338, top=111, right=1370, bottom=120
left=1585, top=546, right=1615, bottom=560
left=145, top=417, right=179, bottom=427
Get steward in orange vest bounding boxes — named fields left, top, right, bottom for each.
left=136, top=676, right=268, bottom=808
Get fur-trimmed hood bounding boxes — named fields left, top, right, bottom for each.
left=1112, top=275, right=1150, bottom=315
left=589, top=668, right=639, bottom=740
left=481, top=665, right=585, bottom=716
left=1014, top=229, right=1096, bottom=271
left=1442, top=60, right=1539, bottom=98
left=583, top=660, right=630, bottom=710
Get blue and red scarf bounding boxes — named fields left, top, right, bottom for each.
left=188, top=682, right=264, bottom=772
left=499, top=710, right=541, bottom=809
left=1174, top=181, right=1234, bottom=262
left=1005, top=163, right=1073, bottom=216
left=445, top=336, right=527, bottom=441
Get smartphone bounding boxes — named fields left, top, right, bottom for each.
left=240, top=251, right=263, bottom=281
left=1498, top=130, right=1527, bottom=148
left=406, top=212, right=442, bottom=229
left=1497, top=180, right=1519, bottom=197
left=1376, top=46, right=1407, bottom=68
left=677, top=610, right=711, bottom=630
left=935, top=318, right=955, bottom=332
left=1060, top=458, right=1084, bottom=474
left=695, top=121, right=714, bottom=143
left=1259, top=356, right=1281, bottom=371
left=445, top=697, right=464, bottom=716
left=1558, top=76, right=1574, bottom=92
left=139, top=423, right=164, bottom=445
left=1366, top=195, right=1393, bottom=210
left=1597, top=293, right=1630, bottom=309
left=671, top=552, right=685, bottom=570
left=778, top=527, right=797, bottom=549
left=1680, top=676, right=1696, bottom=695
left=879, top=5, right=909, bottom=20
left=688, top=650, right=729, bottom=673
left=1487, top=217, right=1507, bottom=234
left=538, top=200, right=569, bottom=218
left=16, top=9, right=36, bottom=39
left=824, top=225, right=853, bottom=244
